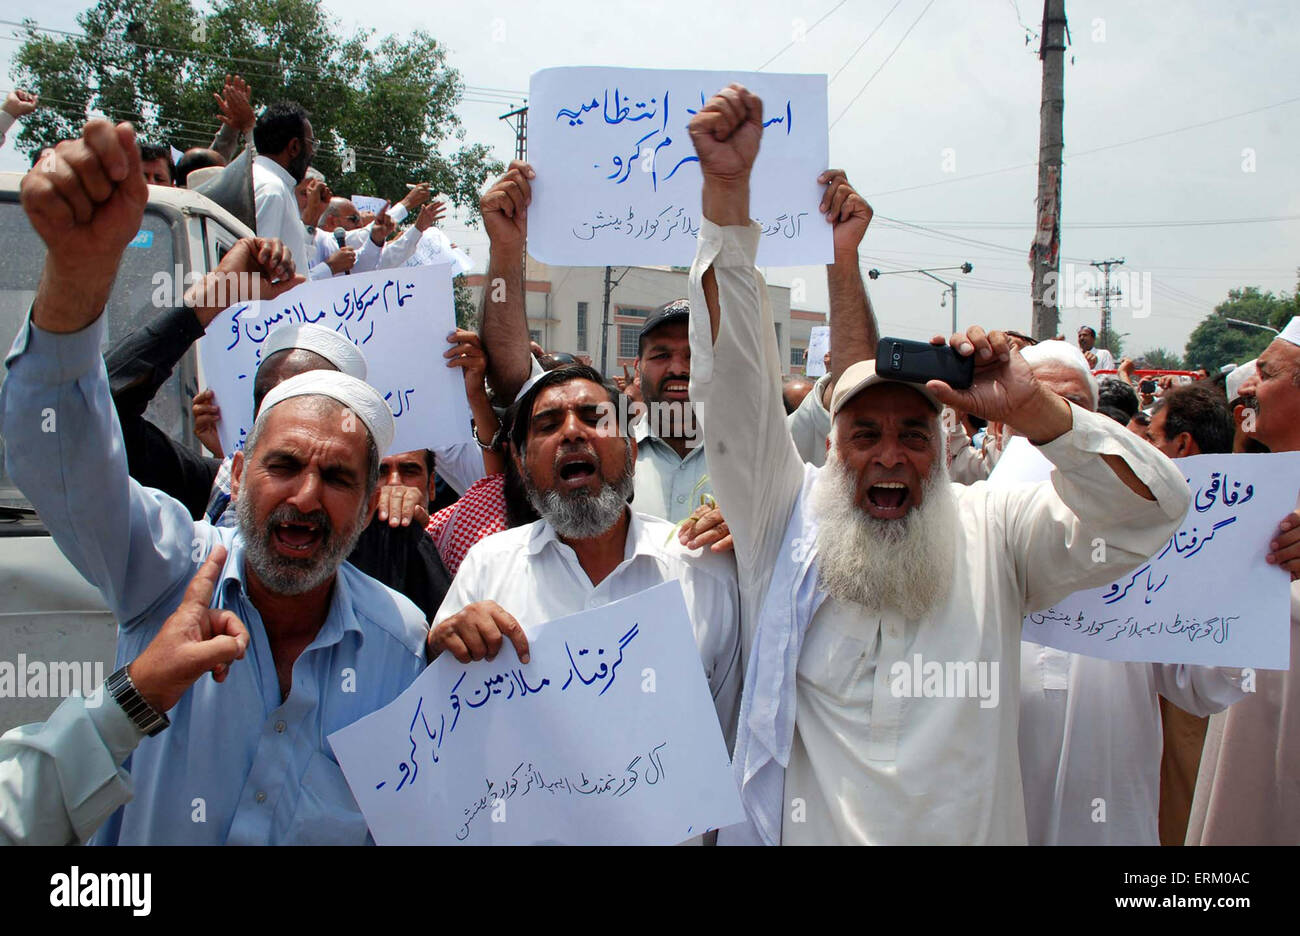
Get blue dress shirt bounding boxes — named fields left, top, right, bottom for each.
left=1, top=311, right=427, bottom=844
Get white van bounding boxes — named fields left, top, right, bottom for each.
left=0, top=173, right=253, bottom=733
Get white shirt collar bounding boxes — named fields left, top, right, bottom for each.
left=524, top=508, right=661, bottom=566
left=254, top=154, right=297, bottom=190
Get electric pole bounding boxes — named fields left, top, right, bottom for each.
left=599, top=266, right=630, bottom=376
left=1030, top=0, right=1068, bottom=340
left=1087, top=257, right=1125, bottom=350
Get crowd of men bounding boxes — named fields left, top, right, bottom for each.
left=0, top=79, right=1297, bottom=847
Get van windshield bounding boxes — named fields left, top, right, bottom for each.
left=0, top=202, right=185, bottom=511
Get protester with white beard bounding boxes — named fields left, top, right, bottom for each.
left=685, top=83, right=1190, bottom=845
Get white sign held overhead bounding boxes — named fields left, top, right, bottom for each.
left=328, top=581, right=745, bottom=845
left=1020, top=451, right=1300, bottom=669
left=350, top=194, right=390, bottom=216
left=804, top=325, right=830, bottom=377
left=405, top=226, right=474, bottom=275
left=197, top=265, right=472, bottom=457
left=528, top=66, right=831, bottom=268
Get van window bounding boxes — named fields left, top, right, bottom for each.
left=0, top=203, right=183, bottom=510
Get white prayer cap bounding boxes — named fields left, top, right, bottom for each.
left=1226, top=359, right=1257, bottom=400
left=261, top=324, right=367, bottom=380
left=1277, top=316, right=1300, bottom=348
left=304, top=166, right=327, bottom=183
left=255, top=370, right=395, bottom=454
left=1019, top=339, right=1099, bottom=408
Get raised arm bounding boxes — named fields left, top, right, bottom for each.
left=820, top=169, right=878, bottom=396
left=687, top=85, right=804, bottom=589
left=478, top=161, right=535, bottom=400
left=210, top=75, right=254, bottom=162
left=3, top=121, right=299, bottom=626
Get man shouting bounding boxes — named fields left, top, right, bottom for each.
left=684, top=84, right=1190, bottom=845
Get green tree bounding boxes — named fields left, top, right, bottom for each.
left=9, top=1, right=500, bottom=209
left=1183, top=286, right=1292, bottom=372
left=1135, top=347, right=1182, bottom=370
left=1097, top=325, right=1125, bottom=359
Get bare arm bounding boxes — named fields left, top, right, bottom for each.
left=819, top=170, right=877, bottom=398
left=478, top=161, right=535, bottom=401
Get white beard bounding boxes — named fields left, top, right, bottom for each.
left=811, top=447, right=958, bottom=620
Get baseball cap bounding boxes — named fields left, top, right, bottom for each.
left=830, top=359, right=944, bottom=417
left=638, top=299, right=691, bottom=345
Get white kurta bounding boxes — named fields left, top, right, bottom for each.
left=1018, top=646, right=1242, bottom=844
left=251, top=156, right=312, bottom=277
left=434, top=510, right=742, bottom=746
left=310, top=226, right=383, bottom=279
left=687, top=219, right=1191, bottom=845
left=1187, top=579, right=1300, bottom=844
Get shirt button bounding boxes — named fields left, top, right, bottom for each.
left=274, top=720, right=286, bottom=733
left=676, top=495, right=686, bottom=504
left=255, top=791, right=267, bottom=804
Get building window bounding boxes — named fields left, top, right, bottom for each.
left=791, top=345, right=805, bottom=368
left=576, top=302, right=588, bottom=352
left=618, top=324, right=640, bottom=359
left=617, top=306, right=652, bottom=318
left=528, top=329, right=542, bottom=345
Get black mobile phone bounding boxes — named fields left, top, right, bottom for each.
left=1139, top=379, right=1157, bottom=394
left=876, top=337, right=975, bottom=390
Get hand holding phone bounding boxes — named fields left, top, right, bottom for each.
left=876, top=337, right=975, bottom=389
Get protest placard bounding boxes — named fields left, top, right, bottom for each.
left=1014, top=451, right=1300, bottom=668
left=328, top=581, right=745, bottom=845
left=804, top=325, right=830, bottom=377
left=405, top=226, right=474, bottom=275
left=528, top=66, right=831, bottom=267
left=197, top=265, right=471, bottom=457
left=350, top=194, right=390, bottom=216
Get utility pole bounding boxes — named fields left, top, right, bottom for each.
left=499, top=105, right=531, bottom=291
left=599, top=265, right=613, bottom=375
left=1087, top=257, right=1125, bottom=350
left=1030, top=0, right=1068, bottom=340
left=598, top=266, right=630, bottom=376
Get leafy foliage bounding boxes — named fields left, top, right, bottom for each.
left=1183, top=285, right=1295, bottom=372
left=9, top=1, right=501, bottom=209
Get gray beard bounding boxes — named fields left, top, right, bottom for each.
left=236, top=491, right=366, bottom=596
left=525, top=447, right=635, bottom=540
left=811, top=448, right=958, bottom=620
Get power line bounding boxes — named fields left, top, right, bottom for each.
left=868, top=93, right=1300, bottom=198
left=829, top=0, right=905, bottom=84
left=756, top=0, right=852, bottom=70
left=829, top=0, right=935, bottom=129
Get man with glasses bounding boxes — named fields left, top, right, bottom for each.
left=252, top=101, right=316, bottom=276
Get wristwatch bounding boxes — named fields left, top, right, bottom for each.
left=106, top=666, right=170, bottom=737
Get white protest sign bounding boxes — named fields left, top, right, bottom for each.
left=405, top=226, right=474, bottom=275
left=328, top=581, right=745, bottom=845
left=1021, top=452, right=1300, bottom=668
left=804, top=325, right=830, bottom=377
left=350, top=194, right=389, bottom=216
left=529, top=66, right=831, bottom=267
left=197, top=265, right=471, bottom=457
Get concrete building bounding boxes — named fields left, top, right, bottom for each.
left=464, top=255, right=798, bottom=379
